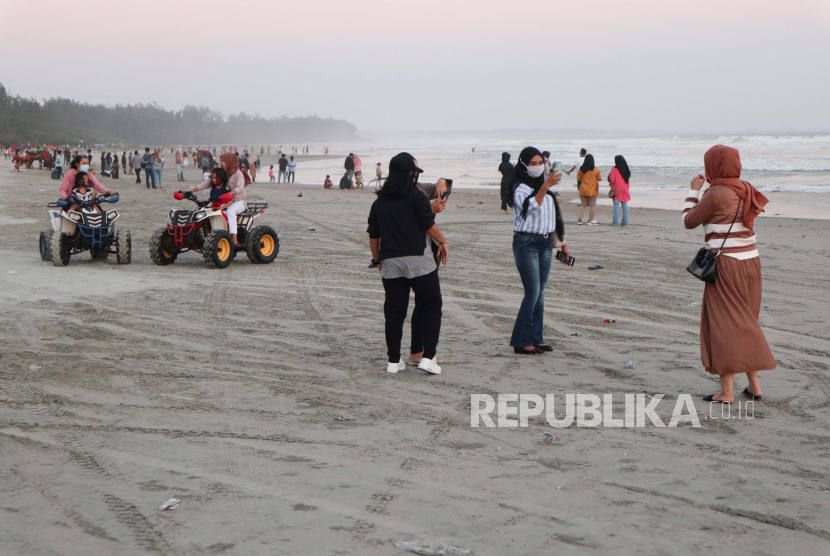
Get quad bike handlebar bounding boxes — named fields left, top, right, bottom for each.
left=175, top=190, right=211, bottom=208
left=49, top=193, right=119, bottom=211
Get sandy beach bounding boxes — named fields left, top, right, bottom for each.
left=1, top=157, right=829, bottom=555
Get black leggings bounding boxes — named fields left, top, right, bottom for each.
left=382, top=270, right=442, bottom=363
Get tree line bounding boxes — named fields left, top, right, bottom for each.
left=0, top=83, right=357, bottom=146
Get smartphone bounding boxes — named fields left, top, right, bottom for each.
left=556, top=250, right=575, bottom=266
left=553, top=162, right=563, bottom=174
left=441, top=190, right=451, bottom=201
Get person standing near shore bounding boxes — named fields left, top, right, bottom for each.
left=175, top=151, right=184, bottom=181
left=565, top=148, right=587, bottom=177
left=609, top=155, right=631, bottom=226
left=367, top=153, right=448, bottom=375
left=278, top=154, right=288, bottom=182
left=345, top=153, right=355, bottom=184
left=577, top=154, right=601, bottom=225
left=508, top=147, right=570, bottom=354
left=54, top=150, right=63, bottom=178
left=683, top=145, right=775, bottom=402
left=498, top=152, right=513, bottom=214
left=287, top=156, right=296, bottom=182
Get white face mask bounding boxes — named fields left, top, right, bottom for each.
left=525, top=162, right=545, bottom=178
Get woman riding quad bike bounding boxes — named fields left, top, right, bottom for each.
left=188, top=153, right=248, bottom=248
left=60, top=155, right=115, bottom=202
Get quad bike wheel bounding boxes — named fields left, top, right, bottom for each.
left=116, top=229, right=132, bottom=265
left=51, top=232, right=71, bottom=267
left=203, top=229, right=235, bottom=269
left=245, top=225, right=280, bottom=264
left=149, top=227, right=178, bottom=265
left=39, top=229, right=53, bottom=262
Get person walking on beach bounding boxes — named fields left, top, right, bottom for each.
left=133, top=150, right=142, bottom=182
left=577, top=154, right=601, bottom=225
left=287, top=156, right=296, bottom=182
left=508, top=147, right=570, bottom=355
left=367, top=153, right=449, bottom=375
left=683, top=145, right=775, bottom=402
left=121, top=152, right=127, bottom=174
left=278, top=154, right=288, bottom=182
left=376, top=162, right=383, bottom=183
left=152, top=148, right=163, bottom=188
left=249, top=156, right=257, bottom=182
left=499, top=152, right=513, bottom=214
left=269, top=165, right=275, bottom=183
left=609, top=155, right=631, bottom=226
left=142, top=148, right=155, bottom=188
left=54, top=150, right=63, bottom=178
left=111, top=153, right=120, bottom=179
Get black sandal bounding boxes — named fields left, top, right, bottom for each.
left=513, top=347, right=537, bottom=355
left=742, top=387, right=762, bottom=400
left=703, top=394, right=732, bottom=403
left=535, top=344, right=553, bottom=352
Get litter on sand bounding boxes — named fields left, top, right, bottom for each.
left=28, top=364, right=41, bottom=371
left=158, top=498, right=180, bottom=511
left=603, top=319, right=616, bottom=323
left=395, top=540, right=470, bottom=555
left=540, top=432, right=556, bottom=445
left=307, top=227, right=316, bottom=231
left=624, top=361, right=636, bottom=368
left=571, top=333, right=582, bottom=337
left=588, top=265, right=604, bottom=270
left=335, top=415, right=354, bottom=421
left=298, top=193, right=303, bottom=197
left=8, top=270, right=18, bottom=275
left=40, top=338, right=55, bottom=341
left=688, top=302, right=701, bottom=307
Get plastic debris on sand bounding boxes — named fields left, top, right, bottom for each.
left=540, top=432, right=555, bottom=445
left=624, top=361, right=635, bottom=369
left=335, top=415, right=354, bottom=421
left=395, top=540, right=471, bottom=555
left=158, top=498, right=180, bottom=511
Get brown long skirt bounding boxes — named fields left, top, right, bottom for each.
left=700, top=256, right=776, bottom=375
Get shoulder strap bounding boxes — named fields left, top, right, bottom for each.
left=716, top=199, right=742, bottom=255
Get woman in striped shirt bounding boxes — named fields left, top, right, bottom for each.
left=683, top=145, right=776, bottom=402
left=508, top=147, right=572, bottom=355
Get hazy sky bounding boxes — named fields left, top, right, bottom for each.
left=2, top=0, right=829, bottom=133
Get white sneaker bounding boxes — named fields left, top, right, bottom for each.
left=587, top=220, right=599, bottom=225
left=387, top=361, right=405, bottom=374
left=577, top=220, right=584, bottom=225
left=417, top=357, right=442, bottom=375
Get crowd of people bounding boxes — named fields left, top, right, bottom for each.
left=500, top=148, right=632, bottom=227
left=11, top=137, right=776, bottom=401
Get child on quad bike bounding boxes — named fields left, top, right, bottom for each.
left=186, top=154, right=249, bottom=247
left=69, top=172, right=101, bottom=213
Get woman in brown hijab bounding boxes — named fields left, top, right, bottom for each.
left=682, top=145, right=776, bottom=402
left=187, top=152, right=250, bottom=247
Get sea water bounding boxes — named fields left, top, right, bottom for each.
left=290, top=134, right=830, bottom=218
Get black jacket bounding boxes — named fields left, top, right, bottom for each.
left=344, top=156, right=355, bottom=171
left=367, top=188, right=435, bottom=260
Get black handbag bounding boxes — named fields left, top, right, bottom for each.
left=687, top=199, right=741, bottom=284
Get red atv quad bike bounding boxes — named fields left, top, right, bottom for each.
left=149, top=191, right=279, bottom=268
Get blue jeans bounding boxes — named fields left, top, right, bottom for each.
left=278, top=170, right=287, bottom=182
left=613, top=200, right=629, bottom=226
left=145, top=166, right=156, bottom=188
left=510, top=234, right=553, bottom=347
left=154, top=168, right=162, bottom=187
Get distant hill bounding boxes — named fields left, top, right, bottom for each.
left=0, top=84, right=357, bottom=145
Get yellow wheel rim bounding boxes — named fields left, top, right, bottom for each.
left=217, top=238, right=231, bottom=261
left=259, top=235, right=275, bottom=256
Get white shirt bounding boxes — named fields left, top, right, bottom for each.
left=513, top=184, right=557, bottom=235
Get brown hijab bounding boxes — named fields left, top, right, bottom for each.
left=704, top=145, right=768, bottom=229
left=220, top=152, right=251, bottom=186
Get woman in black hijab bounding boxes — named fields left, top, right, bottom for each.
left=368, top=153, right=449, bottom=376
left=498, top=152, right=513, bottom=213
left=507, top=147, right=572, bottom=354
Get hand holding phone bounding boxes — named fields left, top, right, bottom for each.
left=556, top=250, right=575, bottom=266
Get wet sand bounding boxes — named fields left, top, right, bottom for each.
left=1, top=157, right=829, bottom=555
